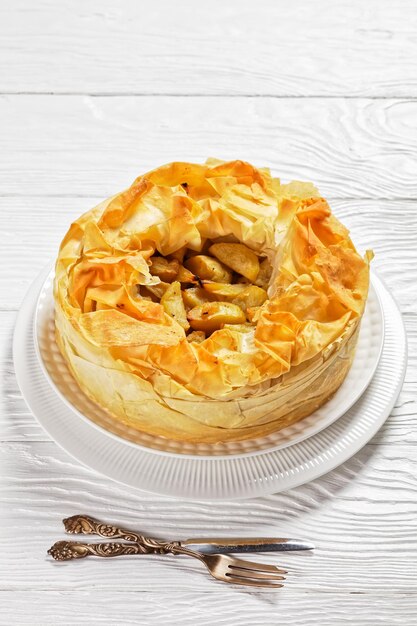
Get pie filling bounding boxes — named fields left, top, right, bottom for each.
left=141, top=240, right=272, bottom=342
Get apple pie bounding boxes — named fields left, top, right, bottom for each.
left=54, top=159, right=372, bottom=443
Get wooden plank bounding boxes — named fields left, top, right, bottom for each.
left=0, top=197, right=416, bottom=311
left=1, top=96, right=417, bottom=200
left=1, top=0, right=416, bottom=621
left=0, top=311, right=46, bottom=442
left=1, top=308, right=415, bottom=445
left=0, top=591, right=416, bottom=626
left=0, top=197, right=99, bottom=310
left=1, top=195, right=415, bottom=443
left=1, top=0, right=417, bottom=97
left=0, top=439, right=416, bottom=593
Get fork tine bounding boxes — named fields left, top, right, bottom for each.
left=227, top=567, right=286, bottom=581
left=227, top=558, right=287, bottom=574
left=225, top=575, right=284, bottom=588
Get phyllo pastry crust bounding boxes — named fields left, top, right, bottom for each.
left=54, top=159, right=372, bottom=443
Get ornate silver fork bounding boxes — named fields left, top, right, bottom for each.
left=47, top=515, right=287, bottom=588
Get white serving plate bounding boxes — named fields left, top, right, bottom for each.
left=14, top=268, right=406, bottom=499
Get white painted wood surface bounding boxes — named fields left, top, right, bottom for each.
left=1, top=1, right=416, bottom=624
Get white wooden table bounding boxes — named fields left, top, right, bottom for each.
left=1, top=1, right=416, bottom=624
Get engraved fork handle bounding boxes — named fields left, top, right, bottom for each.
left=48, top=540, right=157, bottom=561
left=62, top=515, right=205, bottom=562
